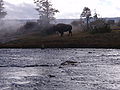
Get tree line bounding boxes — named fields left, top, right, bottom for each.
left=0, top=0, right=119, bottom=34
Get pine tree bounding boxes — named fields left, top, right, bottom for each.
left=81, top=7, right=91, bottom=30
left=34, top=0, right=59, bottom=25
left=0, top=0, right=7, bottom=20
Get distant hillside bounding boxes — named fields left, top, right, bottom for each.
left=4, top=17, right=120, bottom=24
left=4, top=19, right=79, bottom=24
left=105, top=17, right=120, bottom=22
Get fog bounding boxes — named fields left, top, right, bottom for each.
left=0, top=20, right=24, bottom=31
left=0, top=20, right=26, bottom=43
left=0, top=19, right=75, bottom=33
left=0, top=19, right=71, bottom=43
left=0, top=18, right=78, bottom=43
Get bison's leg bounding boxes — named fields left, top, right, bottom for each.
left=69, top=30, right=72, bottom=36
left=56, top=31, right=60, bottom=36
left=60, top=32, right=64, bottom=37
left=70, top=31, right=72, bottom=36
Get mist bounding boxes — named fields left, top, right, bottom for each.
left=0, top=20, right=25, bottom=43
left=0, top=20, right=24, bottom=30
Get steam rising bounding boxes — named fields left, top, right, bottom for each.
left=0, top=20, right=25, bottom=43
left=0, top=20, right=24, bottom=31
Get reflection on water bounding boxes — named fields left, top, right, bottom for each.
left=0, top=49, right=120, bottom=90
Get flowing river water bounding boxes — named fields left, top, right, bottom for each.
left=0, top=49, right=120, bottom=90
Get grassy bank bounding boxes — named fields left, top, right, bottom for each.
left=1, top=30, right=120, bottom=48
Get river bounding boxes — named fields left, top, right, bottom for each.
left=0, top=48, right=120, bottom=90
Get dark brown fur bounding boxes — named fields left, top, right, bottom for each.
left=54, top=23, right=72, bottom=36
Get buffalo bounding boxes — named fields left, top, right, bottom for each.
left=53, top=23, right=72, bottom=37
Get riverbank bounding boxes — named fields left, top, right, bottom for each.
left=1, top=31, right=120, bottom=48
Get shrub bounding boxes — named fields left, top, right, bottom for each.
left=40, top=24, right=56, bottom=36
left=24, top=22, right=38, bottom=29
left=18, top=21, right=56, bottom=36
left=117, top=20, right=120, bottom=27
left=90, top=24, right=111, bottom=34
left=90, top=19, right=112, bottom=34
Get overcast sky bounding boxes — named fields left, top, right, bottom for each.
left=4, top=0, right=120, bottom=19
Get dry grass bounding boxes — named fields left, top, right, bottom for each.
left=1, top=30, right=120, bottom=48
